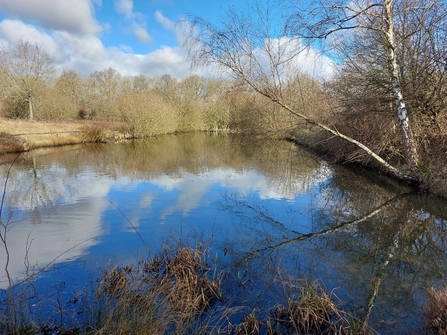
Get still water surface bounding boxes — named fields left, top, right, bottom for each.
left=1, top=133, right=447, bottom=333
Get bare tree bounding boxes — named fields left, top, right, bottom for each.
left=284, top=0, right=447, bottom=175
left=54, top=69, right=85, bottom=106
left=0, top=39, right=55, bottom=120
left=87, top=67, right=123, bottom=120
left=184, top=0, right=416, bottom=181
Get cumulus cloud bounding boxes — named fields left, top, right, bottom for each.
left=113, top=0, right=152, bottom=44
left=0, top=18, right=191, bottom=78
left=0, top=19, right=61, bottom=58
left=155, top=11, right=187, bottom=45
left=133, top=23, right=152, bottom=43
left=254, top=36, right=336, bottom=80
left=0, top=0, right=102, bottom=35
left=114, top=0, right=134, bottom=19
left=55, top=32, right=191, bottom=77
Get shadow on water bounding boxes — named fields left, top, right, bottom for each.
left=0, top=133, right=446, bottom=333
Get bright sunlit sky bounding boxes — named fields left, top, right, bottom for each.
left=0, top=0, right=335, bottom=79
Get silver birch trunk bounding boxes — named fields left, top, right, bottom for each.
left=384, top=0, right=419, bottom=175
left=28, top=90, right=34, bottom=121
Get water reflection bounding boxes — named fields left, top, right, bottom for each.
left=0, top=133, right=446, bottom=333
left=219, top=170, right=447, bottom=333
left=0, top=134, right=326, bottom=286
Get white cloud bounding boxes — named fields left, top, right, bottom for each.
left=114, top=0, right=134, bottom=19
left=0, top=27, right=179, bottom=77
left=133, top=23, right=151, bottom=43
left=257, top=36, right=336, bottom=80
left=0, top=19, right=61, bottom=58
left=155, top=10, right=175, bottom=31
left=113, top=0, right=152, bottom=46
left=155, top=11, right=187, bottom=45
left=0, top=0, right=102, bottom=35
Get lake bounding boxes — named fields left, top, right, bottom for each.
left=1, top=133, right=446, bottom=334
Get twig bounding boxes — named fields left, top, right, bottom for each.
left=109, top=200, right=151, bottom=255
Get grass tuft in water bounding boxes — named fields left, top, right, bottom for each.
left=424, top=285, right=447, bottom=335
left=90, top=244, right=222, bottom=334
left=221, top=281, right=368, bottom=335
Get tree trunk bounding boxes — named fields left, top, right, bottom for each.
left=384, top=0, right=419, bottom=175
left=28, top=90, right=34, bottom=120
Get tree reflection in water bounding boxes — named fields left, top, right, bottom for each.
left=0, top=134, right=446, bottom=333
left=219, top=172, right=447, bottom=333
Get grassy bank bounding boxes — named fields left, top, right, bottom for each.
left=0, top=118, right=127, bottom=155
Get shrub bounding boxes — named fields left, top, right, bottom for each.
left=119, top=91, right=178, bottom=136
left=1, top=93, right=29, bottom=119
left=34, top=90, right=78, bottom=120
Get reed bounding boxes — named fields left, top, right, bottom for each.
left=424, top=286, right=447, bottom=335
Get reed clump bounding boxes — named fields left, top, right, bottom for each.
left=91, top=245, right=222, bottom=334
left=80, top=124, right=106, bottom=143
left=223, top=282, right=365, bottom=335
left=424, top=286, right=447, bottom=335
left=0, top=132, right=23, bottom=153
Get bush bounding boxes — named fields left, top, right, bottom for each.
left=201, top=96, right=232, bottom=131
left=1, top=93, right=29, bottom=119
left=119, top=91, right=178, bottom=136
left=34, top=90, right=78, bottom=120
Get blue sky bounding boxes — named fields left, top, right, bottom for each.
left=0, top=0, right=334, bottom=79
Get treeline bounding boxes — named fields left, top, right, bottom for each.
left=0, top=40, right=324, bottom=138
left=1, top=27, right=447, bottom=194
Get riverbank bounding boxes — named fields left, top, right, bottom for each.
left=0, top=118, right=126, bottom=155
left=1, top=118, right=446, bottom=198
left=288, top=124, right=447, bottom=198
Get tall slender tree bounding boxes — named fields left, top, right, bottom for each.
left=283, top=0, right=447, bottom=175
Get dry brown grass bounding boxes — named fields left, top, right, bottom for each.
left=94, top=245, right=222, bottom=334
left=223, top=282, right=366, bottom=335
left=0, top=132, right=24, bottom=153
left=0, top=118, right=124, bottom=154
left=424, top=286, right=447, bottom=335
